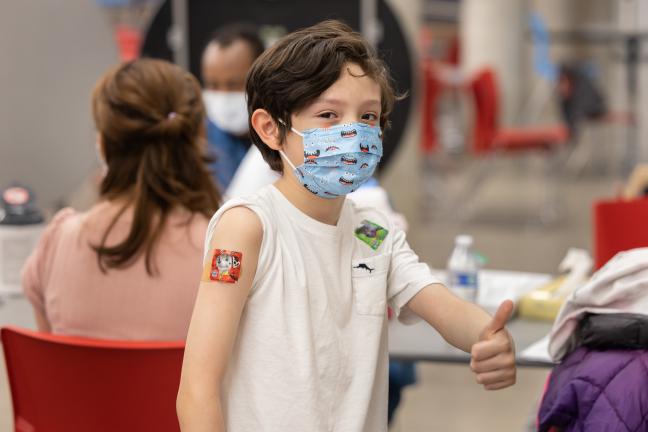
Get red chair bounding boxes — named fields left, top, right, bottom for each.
left=1, top=326, right=184, bottom=432
left=593, top=197, right=648, bottom=269
left=470, top=68, right=569, bottom=154
left=419, top=36, right=462, bottom=155
left=458, top=68, right=570, bottom=222
left=420, top=60, right=442, bottom=155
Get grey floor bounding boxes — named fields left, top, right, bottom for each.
left=0, top=137, right=622, bottom=431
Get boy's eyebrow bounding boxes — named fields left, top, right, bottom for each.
left=361, top=99, right=382, bottom=108
left=312, top=97, right=346, bottom=106
left=312, top=98, right=381, bottom=108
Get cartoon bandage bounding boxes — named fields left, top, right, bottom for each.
left=208, top=249, right=242, bottom=283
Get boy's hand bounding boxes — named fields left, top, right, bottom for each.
left=470, top=300, right=516, bottom=391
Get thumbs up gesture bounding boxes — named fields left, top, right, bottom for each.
left=470, top=300, right=517, bottom=390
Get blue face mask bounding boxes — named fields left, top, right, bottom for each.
left=279, top=122, right=383, bottom=198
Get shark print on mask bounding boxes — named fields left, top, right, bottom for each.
left=279, top=122, right=383, bottom=198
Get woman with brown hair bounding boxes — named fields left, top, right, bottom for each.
left=21, top=58, right=220, bottom=340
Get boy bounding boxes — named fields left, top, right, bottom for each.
left=177, top=20, right=516, bottom=432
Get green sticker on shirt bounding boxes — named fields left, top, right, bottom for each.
left=354, top=220, right=389, bottom=250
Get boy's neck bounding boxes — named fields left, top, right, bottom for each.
left=273, top=175, right=345, bottom=226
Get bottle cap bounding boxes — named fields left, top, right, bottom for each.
left=455, top=235, right=473, bottom=247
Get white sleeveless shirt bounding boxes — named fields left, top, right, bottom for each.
left=204, top=185, right=441, bottom=431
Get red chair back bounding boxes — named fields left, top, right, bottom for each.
left=1, top=326, right=184, bottom=432
left=421, top=60, right=442, bottom=154
left=593, top=197, right=648, bottom=269
left=470, top=68, right=500, bottom=154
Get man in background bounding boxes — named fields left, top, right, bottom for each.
left=201, top=24, right=264, bottom=191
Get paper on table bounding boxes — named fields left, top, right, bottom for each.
left=431, top=269, right=552, bottom=315
left=478, top=270, right=553, bottom=314
left=519, top=335, right=554, bottom=364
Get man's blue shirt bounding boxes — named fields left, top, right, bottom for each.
left=206, top=119, right=250, bottom=191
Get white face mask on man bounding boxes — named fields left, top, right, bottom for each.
left=202, top=90, right=249, bottom=136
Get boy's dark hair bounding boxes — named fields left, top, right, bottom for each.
left=246, top=20, right=398, bottom=173
left=209, top=23, right=265, bottom=60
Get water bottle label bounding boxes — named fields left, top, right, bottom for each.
left=450, top=272, right=477, bottom=288
left=449, top=271, right=478, bottom=302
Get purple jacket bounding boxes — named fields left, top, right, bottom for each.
left=538, top=347, right=648, bottom=432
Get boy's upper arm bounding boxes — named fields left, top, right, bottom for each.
left=181, top=206, right=263, bottom=391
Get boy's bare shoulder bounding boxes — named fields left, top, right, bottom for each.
left=220, top=205, right=262, bottom=223
left=209, top=205, right=263, bottom=247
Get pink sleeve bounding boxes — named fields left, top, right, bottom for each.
left=21, top=208, right=75, bottom=317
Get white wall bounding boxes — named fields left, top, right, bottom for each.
left=0, top=1, right=117, bottom=210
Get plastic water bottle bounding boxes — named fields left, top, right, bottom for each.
left=446, top=235, right=479, bottom=302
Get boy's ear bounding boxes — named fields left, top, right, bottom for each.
left=251, top=109, right=283, bottom=151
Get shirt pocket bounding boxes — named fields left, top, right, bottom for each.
left=351, top=253, right=390, bottom=316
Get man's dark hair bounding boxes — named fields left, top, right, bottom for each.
left=246, top=20, right=398, bottom=173
left=208, top=23, right=265, bottom=60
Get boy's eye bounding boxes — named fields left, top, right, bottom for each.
left=362, top=113, right=378, bottom=126
left=317, top=112, right=337, bottom=119
left=361, top=113, right=379, bottom=122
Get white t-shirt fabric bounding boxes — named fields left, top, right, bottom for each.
left=204, top=185, right=441, bottom=431
left=225, top=146, right=280, bottom=199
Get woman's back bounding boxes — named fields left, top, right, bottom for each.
left=23, top=203, right=208, bottom=340
left=22, top=58, right=221, bottom=340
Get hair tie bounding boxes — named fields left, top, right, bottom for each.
left=167, top=112, right=177, bottom=120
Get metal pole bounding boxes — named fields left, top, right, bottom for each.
left=360, top=0, right=381, bottom=48
left=624, top=35, right=639, bottom=176
left=169, top=0, right=189, bottom=69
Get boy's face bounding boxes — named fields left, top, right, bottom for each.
left=282, top=62, right=381, bottom=172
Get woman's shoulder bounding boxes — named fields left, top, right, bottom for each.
left=51, top=206, right=79, bottom=224
left=23, top=207, right=81, bottom=280
left=43, top=207, right=82, bottom=240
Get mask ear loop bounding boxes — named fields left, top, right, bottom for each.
left=277, top=118, right=304, bottom=137
left=279, top=150, right=298, bottom=171
left=276, top=118, right=301, bottom=171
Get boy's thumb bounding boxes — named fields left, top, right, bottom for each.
left=480, top=300, right=514, bottom=341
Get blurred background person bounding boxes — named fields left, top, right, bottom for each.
left=201, top=23, right=265, bottom=192
left=21, top=58, right=221, bottom=340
